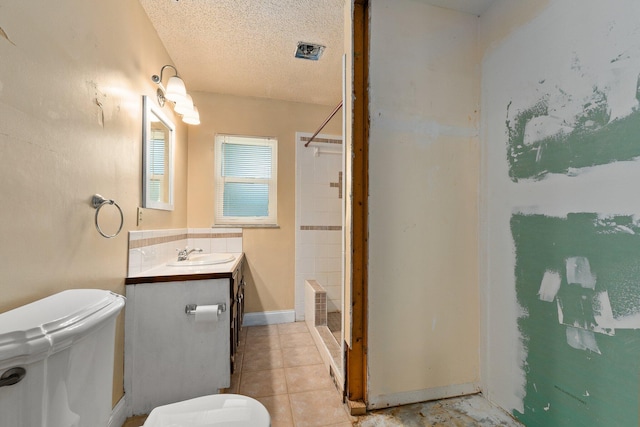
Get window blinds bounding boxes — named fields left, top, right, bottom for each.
left=214, top=135, right=277, bottom=224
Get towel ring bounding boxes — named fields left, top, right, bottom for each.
left=91, top=194, right=123, bottom=239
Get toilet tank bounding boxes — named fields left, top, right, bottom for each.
left=0, top=289, right=125, bottom=427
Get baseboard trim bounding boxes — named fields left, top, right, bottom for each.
left=108, top=395, right=128, bottom=427
left=243, top=310, right=295, bottom=326
left=367, top=382, right=481, bottom=410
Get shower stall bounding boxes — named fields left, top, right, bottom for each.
left=295, top=132, right=344, bottom=381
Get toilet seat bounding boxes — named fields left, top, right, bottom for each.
left=142, top=394, right=270, bottom=427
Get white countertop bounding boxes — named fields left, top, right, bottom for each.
left=126, top=252, right=243, bottom=282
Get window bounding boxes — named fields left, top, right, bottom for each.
left=214, top=135, right=278, bottom=225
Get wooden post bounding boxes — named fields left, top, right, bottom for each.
left=346, top=0, right=369, bottom=406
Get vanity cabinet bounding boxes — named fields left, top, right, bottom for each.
left=230, top=258, right=245, bottom=373
left=124, top=254, right=245, bottom=416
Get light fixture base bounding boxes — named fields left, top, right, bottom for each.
left=156, top=88, right=166, bottom=107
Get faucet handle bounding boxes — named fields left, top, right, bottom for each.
left=176, top=247, right=189, bottom=261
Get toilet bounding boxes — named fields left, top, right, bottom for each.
left=142, top=393, right=270, bottom=426
left=0, top=289, right=270, bottom=427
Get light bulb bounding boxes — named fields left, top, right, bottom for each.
left=165, top=76, right=187, bottom=103
left=182, top=106, right=200, bottom=125
left=174, top=94, right=194, bottom=115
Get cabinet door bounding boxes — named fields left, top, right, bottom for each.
left=238, top=276, right=245, bottom=333
left=230, top=269, right=238, bottom=373
left=125, top=279, right=230, bottom=415
left=230, top=258, right=245, bottom=373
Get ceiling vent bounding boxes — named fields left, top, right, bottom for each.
left=295, top=42, right=325, bottom=61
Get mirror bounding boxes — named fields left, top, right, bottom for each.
left=142, top=95, right=175, bottom=211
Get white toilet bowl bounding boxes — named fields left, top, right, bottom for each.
left=142, top=393, right=270, bottom=427
left=0, top=289, right=126, bottom=427
left=0, top=290, right=268, bottom=427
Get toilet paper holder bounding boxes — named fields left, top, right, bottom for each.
left=185, top=303, right=226, bottom=315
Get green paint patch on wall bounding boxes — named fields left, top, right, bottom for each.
left=511, top=213, right=640, bottom=426
left=506, top=87, right=640, bottom=181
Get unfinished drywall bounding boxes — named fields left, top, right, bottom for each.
left=481, top=1, right=640, bottom=425
left=0, top=0, right=187, bottom=407
left=367, top=0, right=480, bottom=408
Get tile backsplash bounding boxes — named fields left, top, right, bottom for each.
left=127, top=228, right=243, bottom=276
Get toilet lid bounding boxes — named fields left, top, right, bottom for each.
left=143, top=394, right=270, bottom=427
left=0, top=289, right=125, bottom=369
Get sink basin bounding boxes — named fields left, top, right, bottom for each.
left=167, top=253, right=235, bottom=267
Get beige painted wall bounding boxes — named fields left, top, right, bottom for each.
left=366, top=0, right=480, bottom=408
left=187, top=93, right=341, bottom=314
left=0, top=0, right=188, bottom=406
left=478, top=0, right=551, bottom=59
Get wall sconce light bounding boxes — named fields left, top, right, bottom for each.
left=151, top=64, right=200, bottom=125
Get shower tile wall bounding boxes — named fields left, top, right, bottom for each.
left=295, top=135, right=343, bottom=319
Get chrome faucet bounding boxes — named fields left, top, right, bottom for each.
left=176, top=247, right=203, bottom=261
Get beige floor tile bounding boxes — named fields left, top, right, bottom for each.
left=238, top=368, right=288, bottom=398
left=247, top=333, right=282, bottom=350
left=234, top=349, right=244, bottom=368
left=242, top=348, right=284, bottom=372
left=280, top=332, right=315, bottom=348
left=256, top=394, right=295, bottom=426
left=247, top=324, right=279, bottom=337
left=283, top=345, right=323, bottom=367
left=278, top=321, right=310, bottom=335
left=289, top=389, right=351, bottom=427
left=284, top=364, right=334, bottom=393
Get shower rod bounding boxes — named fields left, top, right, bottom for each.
left=305, top=100, right=343, bottom=147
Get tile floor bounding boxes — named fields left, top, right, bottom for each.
left=122, top=321, right=522, bottom=427
left=228, top=322, right=355, bottom=427
left=122, top=321, right=355, bottom=427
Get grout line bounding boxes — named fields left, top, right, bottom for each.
left=287, top=392, right=297, bottom=427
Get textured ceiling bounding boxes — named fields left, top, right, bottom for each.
left=138, top=0, right=344, bottom=106
left=138, top=0, right=496, bottom=107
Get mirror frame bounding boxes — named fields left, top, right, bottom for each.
left=142, top=95, right=175, bottom=211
